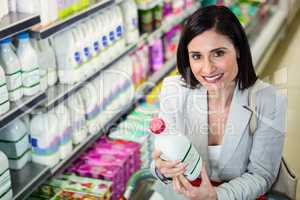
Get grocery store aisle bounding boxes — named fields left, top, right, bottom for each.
left=260, top=10, right=300, bottom=197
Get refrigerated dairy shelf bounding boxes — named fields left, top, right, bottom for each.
left=11, top=162, right=51, bottom=200
left=31, top=0, right=114, bottom=39
left=44, top=44, right=136, bottom=110
left=0, top=12, right=40, bottom=40
left=0, top=92, right=46, bottom=130
left=9, top=56, right=177, bottom=200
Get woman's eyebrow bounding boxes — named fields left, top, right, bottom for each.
left=188, top=47, right=228, bottom=54
left=210, top=47, right=228, bottom=52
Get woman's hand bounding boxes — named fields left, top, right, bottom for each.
left=152, top=149, right=187, bottom=178
left=172, top=164, right=217, bottom=200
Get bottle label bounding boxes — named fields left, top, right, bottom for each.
left=74, top=51, right=82, bottom=66
left=116, top=25, right=123, bottom=38
left=182, top=144, right=202, bottom=180
left=94, top=41, right=100, bottom=53
left=22, top=68, right=40, bottom=88
left=83, top=47, right=91, bottom=62
left=30, top=136, right=60, bottom=156
left=102, top=36, right=108, bottom=48
left=61, top=127, right=73, bottom=145
left=109, top=31, right=115, bottom=44
left=132, top=18, right=138, bottom=28
left=6, top=70, right=22, bottom=91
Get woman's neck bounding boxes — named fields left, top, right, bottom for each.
left=207, top=82, right=236, bottom=109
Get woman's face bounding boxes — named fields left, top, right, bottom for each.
left=187, top=29, right=238, bottom=91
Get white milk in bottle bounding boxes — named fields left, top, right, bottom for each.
left=17, top=32, right=40, bottom=96
left=120, top=0, right=139, bottom=44
left=0, top=38, right=23, bottom=101
left=31, top=39, right=47, bottom=92
left=79, top=82, right=99, bottom=135
left=53, top=29, right=81, bottom=84
left=67, top=93, right=88, bottom=145
left=54, top=104, right=73, bottom=159
left=0, top=65, right=9, bottom=115
left=38, top=38, right=58, bottom=86
left=150, top=118, right=202, bottom=187
left=30, top=113, right=60, bottom=167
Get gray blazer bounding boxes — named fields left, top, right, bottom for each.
left=151, top=75, right=287, bottom=200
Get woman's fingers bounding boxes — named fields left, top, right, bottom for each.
left=156, top=159, right=180, bottom=169
left=151, top=149, right=161, bottom=160
left=200, top=163, right=211, bottom=188
left=178, top=174, right=193, bottom=191
left=161, top=163, right=187, bottom=177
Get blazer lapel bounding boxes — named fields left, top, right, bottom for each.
left=218, top=85, right=252, bottom=171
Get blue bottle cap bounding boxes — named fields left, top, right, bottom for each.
left=17, top=32, right=30, bottom=40
left=0, top=38, right=12, bottom=44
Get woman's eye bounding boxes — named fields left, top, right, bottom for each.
left=191, top=54, right=201, bottom=60
left=213, top=50, right=225, bottom=57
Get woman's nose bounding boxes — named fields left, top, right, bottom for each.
left=202, top=58, right=216, bottom=75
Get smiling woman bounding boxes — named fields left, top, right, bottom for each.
left=151, top=5, right=287, bottom=200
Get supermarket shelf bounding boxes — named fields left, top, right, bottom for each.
left=51, top=100, right=136, bottom=175
left=137, top=0, right=163, bottom=10
left=0, top=92, right=47, bottom=130
left=11, top=162, right=51, bottom=200
left=31, top=0, right=114, bottom=39
left=143, top=4, right=200, bottom=43
left=250, top=8, right=287, bottom=68
left=0, top=12, right=40, bottom=40
left=45, top=44, right=136, bottom=110
left=51, top=57, right=176, bottom=175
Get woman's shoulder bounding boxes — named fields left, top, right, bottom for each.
left=253, top=80, right=287, bottom=113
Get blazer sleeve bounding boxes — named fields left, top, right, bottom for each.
left=216, top=87, right=287, bottom=200
left=150, top=76, right=186, bottom=184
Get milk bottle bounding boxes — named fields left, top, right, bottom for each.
left=0, top=65, right=9, bottom=115
left=39, top=38, right=57, bottom=86
left=80, top=82, right=99, bottom=135
left=150, top=118, right=202, bottom=186
left=67, top=93, right=88, bottom=145
left=114, top=6, right=126, bottom=54
left=17, top=32, right=40, bottom=96
left=30, top=113, right=60, bottom=167
left=0, top=38, right=23, bottom=101
left=31, top=39, right=47, bottom=92
left=53, top=29, right=81, bottom=84
left=54, top=104, right=73, bottom=159
left=95, top=14, right=109, bottom=67
left=120, top=0, right=139, bottom=44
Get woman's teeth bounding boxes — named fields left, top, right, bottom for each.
left=203, top=74, right=223, bottom=83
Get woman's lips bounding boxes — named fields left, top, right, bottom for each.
left=202, top=73, right=224, bottom=83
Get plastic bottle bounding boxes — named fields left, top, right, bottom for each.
left=80, top=82, right=99, bottom=135
left=0, top=65, right=9, bottom=115
left=31, top=39, right=47, bottom=92
left=8, top=0, right=17, bottom=12
left=150, top=118, right=202, bottom=186
left=149, top=38, right=163, bottom=72
left=17, top=32, right=40, bottom=96
left=114, top=6, right=126, bottom=54
left=2, top=0, right=9, bottom=16
left=120, top=0, right=139, bottom=44
left=53, top=29, right=81, bottom=84
left=54, top=104, right=73, bottom=159
left=30, top=113, right=60, bottom=167
left=38, top=38, right=58, bottom=86
left=0, top=38, right=23, bottom=101
left=95, top=14, right=109, bottom=66
left=67, top=93, right=88, bottom=145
